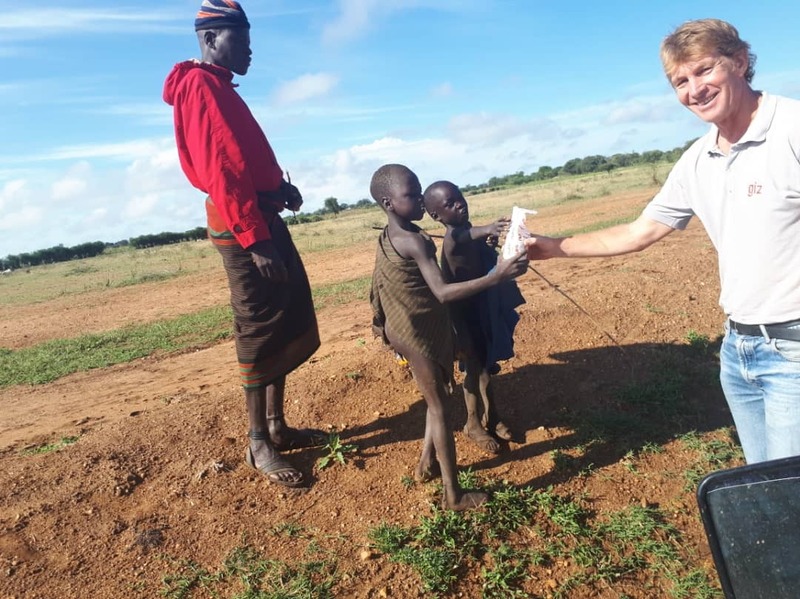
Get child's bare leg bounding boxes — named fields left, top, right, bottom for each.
left=415, top=415, right=439, bottom=482
left=479, top=371, right=513, bottom=441
left=463, top=361, right=500, bottom=453
left=389, top=334, right=487, bottom=510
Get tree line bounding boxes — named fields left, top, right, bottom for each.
left=1, top=140, right=695, bottom=270
left=0, top=227, right=208, bottom=270
left=461, top=141, right=694, bottom=195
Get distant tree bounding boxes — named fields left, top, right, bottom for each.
left=186, top=226, right=207, bottom=241
left=641, top=150, right=664, bottom=163
left=562, top=158, right=584, bottom=175
left=354, top=198, right=374, bottom=209
left=323, top=197, right=341, bottom=215
left=535, top=165, right=557, bottom=180
left=608, top=153, right=637, bottom=169
left=580, top=155, right=610, bottom=173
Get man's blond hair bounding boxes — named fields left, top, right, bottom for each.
left=661, top=18, right=756, bottom=84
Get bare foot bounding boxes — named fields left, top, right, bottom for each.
left=444, top=490, right=489, bottom=511
left=462, top=423, right=500, bottom=453
left=492, top=421, right=514, bottom=442
left=414, top=459, right=441, bottom=483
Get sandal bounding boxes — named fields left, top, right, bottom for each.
left=245, top=431, right=305, bottom=488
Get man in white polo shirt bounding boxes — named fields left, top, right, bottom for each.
left=525, top=18, right=800, bottom=464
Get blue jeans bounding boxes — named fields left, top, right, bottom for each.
left=720, top=322, right=800, bottom=463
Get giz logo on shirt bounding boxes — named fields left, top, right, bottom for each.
left=747, top=183, right=762, bottom=197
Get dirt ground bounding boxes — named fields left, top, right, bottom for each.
left=0, top=190, right=738, bottom=598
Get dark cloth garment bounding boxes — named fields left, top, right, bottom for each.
left=214, top=205, right=319, bottom=389
left=370, top=226, right=454, bottom=376
left=451, top=243, right=525, bottom=374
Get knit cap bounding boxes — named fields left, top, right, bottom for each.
left=195, top=0, right=250, bottom=31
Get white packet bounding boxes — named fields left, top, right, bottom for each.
left=501, top=206, right=538, bottom=259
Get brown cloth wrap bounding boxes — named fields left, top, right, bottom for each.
left=370, top=226, right=454, bottom=376
left=209, top=196, right=320, bottom=388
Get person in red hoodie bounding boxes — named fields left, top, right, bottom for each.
left=163, top=0, right=323, bottom=488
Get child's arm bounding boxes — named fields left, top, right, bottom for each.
left=450, top=218, right=509, bottom=247
left=394, top=229, right=526, bottom=303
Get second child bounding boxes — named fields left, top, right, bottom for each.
left=423, top=180, right=526, bottom=453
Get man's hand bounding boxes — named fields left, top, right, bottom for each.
left=494, top=249, right=528, bottom=280
left=524, top=235, right=560, bottom=260
left=249, top=240, right=288, bottom=281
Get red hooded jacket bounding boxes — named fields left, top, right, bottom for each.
left=163, top=60, right=283, bottom=247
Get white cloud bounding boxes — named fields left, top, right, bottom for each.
left=1, top=7, right=184, bottom=38
left=51, top=162, right=91, bottom=201
left=1, top=137, right=175, bottom=165
left=321, top=0, right=468, bottom=44
left=0, top=179, right=28, bottom=212
left=603, top=94, right=680, bottom=125
left=96, top=102, right=174, bottom=127
left=322, top=0, right=377, bottom=45
left=0, top=205, right=43, bottom=233
left=85, top=207, right=109, bottom=225
left=273, top=73, right=340, bottom=106
left=431, top=82, right=453, bottom=98
left=125, top=142, right=183, bottom=194
left=123, top=193, right=160, bottom=220
left=447, top=112, right=561, bottom=146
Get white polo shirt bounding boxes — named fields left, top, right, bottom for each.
left=643, top=92, right=800, bottom=324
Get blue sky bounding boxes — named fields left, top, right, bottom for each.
left=2, top=1, right=800, bottom=256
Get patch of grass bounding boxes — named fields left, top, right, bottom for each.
left=21, top=435, right=79, bottom=456
left=316, top=433, right=358, bottom=470
left=64, top=265, right=99, bottom=277
left=115, top=271, right=178, bottom=287
left=160, top=541, right=338, bottom=598
left=0, top=241, right=215, bottom=307
left=551, top=449, right=579, bottom=473
left=368, top=482, right=716, bottom=597
left=481, top=543, right=533, bottom=598
left=666, top=567, right=722, bottom=599
left=0, top=306, right=233, bottom=387
left=678, top=429, right=742, bottom=490
left=161, top=558, right=221, bottom=598
left=1, top=275, right=378, bottom=387
left=400, top=474, right=415, bottom=489
left=686, top=329, right=711, bottom=351
left=645, top=302, right=664, bottom=313
left=311, top=276, right=371, bottom=310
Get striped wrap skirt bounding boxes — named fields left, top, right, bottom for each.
left=206, top=196, right=320, bottom=389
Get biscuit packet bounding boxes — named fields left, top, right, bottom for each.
left=501, top=206, right=538, bottom=259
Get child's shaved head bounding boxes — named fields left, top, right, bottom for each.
left=370, top=164, right=414, bottom=204
left=423, top=180, right=458, bottom=213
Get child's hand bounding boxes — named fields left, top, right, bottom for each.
left=486, top=217, right=510, bottom=247
left=494, top=249, right=528, bottom=280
